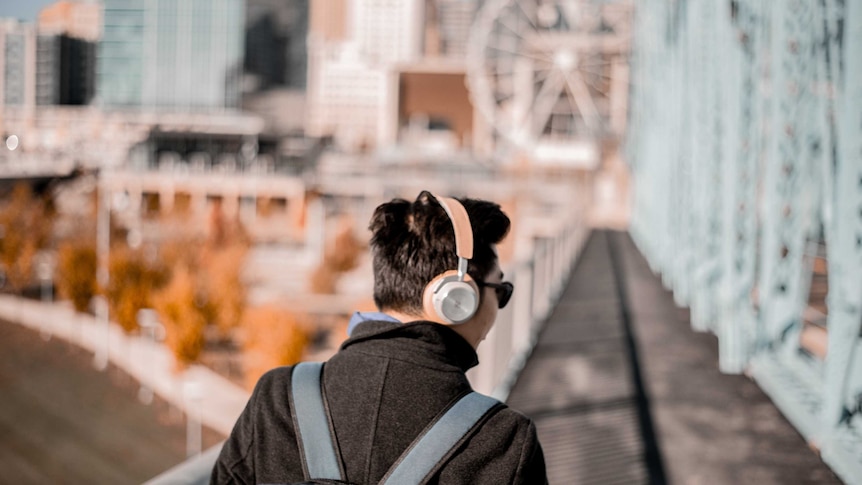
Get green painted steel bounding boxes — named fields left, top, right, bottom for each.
left=627, top=0, right=862, bottom=482
left=717, top=0, right=758, bottom=374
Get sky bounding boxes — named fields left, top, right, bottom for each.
left=0, top=1, right=62, bottom=22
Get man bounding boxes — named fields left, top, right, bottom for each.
left=212, top=191, right=547, bottom=484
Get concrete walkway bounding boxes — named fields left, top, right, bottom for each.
left=507, top=231, right=842, bottom=484
left=0, top=295, right=249, bottom=437
left=613, top=231, right=841, bottom=484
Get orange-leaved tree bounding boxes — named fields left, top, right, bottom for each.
left=202, top=242, right=248, bottom=338
left=327, top=216, right=365, bottom=273
left=56, top=239, right=97, bottom=312
left=242, top=305, right=308, bottom=390
left=309, top=216, right=365, bottom=294
left=153, top=264, right=208, bottom=369
left=198, top=200, right=250, bottom=336
left=105, top=246, right=168, bottom=333
left=0, top=184, right=56, bottom=292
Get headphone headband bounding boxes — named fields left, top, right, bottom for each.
left=424, top=193, right=479, bottom=324
left=432, top=194, right=473, bottom=261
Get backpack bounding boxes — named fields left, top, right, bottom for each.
left=288, top=362, right=500, bottom=485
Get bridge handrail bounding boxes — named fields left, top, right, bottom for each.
left=143, top=442, right=223, bottom=485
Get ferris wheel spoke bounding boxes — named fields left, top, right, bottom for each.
left=579, top=66, right=612, bottom=81
left=581, top=74, right=611, bottom=89
left=559, top=1, right=583, bottom=30
left=580, top=58, right=614, bottom=68
left=488, top=61, right=518, bottom=77
left=533, top=67, right=554, bottom=84
left=497, top=13, right=533, bottom=41
left=582, top=74, right=610, bottom=95
left=526, top=70, right=565, bottom=136
left=486, top=44, right=553, bottom=66
left=495, top=91, right=516, bottom=104
left=563, top=71, right=602, bottom=133
left=490, top=72, right=516, bottom=86
left=579, top=63, right=612, bottom=75
left=513, top=0, right=540, bottom=32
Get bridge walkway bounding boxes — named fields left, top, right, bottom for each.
left=506, top=231, right=841, bottom=484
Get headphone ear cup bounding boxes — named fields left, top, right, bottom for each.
left=423, top=270, right=480, bottom=324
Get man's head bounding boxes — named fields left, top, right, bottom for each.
left=368, top=191, right=511, bottom=345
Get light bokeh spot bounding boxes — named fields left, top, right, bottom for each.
left=6, top=135, right=19, bottom=151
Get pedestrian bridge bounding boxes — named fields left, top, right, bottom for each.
left=150, top=1, right=862, bottom=483
left=149, top=230, right=844, bottom=484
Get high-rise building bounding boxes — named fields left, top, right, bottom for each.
left=352, top=0, right=424, bottom=65
left=434, top=0, right=478, bottom=58
left=35, top=33, right=96, bottom=105
left=35, top=34, right=59, bottom=105
left=35, top=1, right=100, bottom=106
left=1, top=19, right=37, bottom=108
left=306, top=0, right=424, bottom=150
left=97, top=0, right=245, bottom=111
left=245, top=0, right=308, bottom=91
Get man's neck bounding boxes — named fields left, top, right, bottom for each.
left=381, top=309, right=423, bottom=325
left=381, top=309, right=482, bottom=350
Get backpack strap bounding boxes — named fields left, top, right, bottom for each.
left=380, top=392, right=500, bottom=485
left=289, top=362, right=344, bottom=481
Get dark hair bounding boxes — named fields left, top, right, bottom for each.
left=368, top=191, right=511, bottom=315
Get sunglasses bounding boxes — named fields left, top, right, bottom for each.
left=475, top=280, right=514, bottom=309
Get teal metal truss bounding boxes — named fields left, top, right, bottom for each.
left=627, top=0, right=862, bottom=482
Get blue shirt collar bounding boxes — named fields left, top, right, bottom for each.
left=347, top=311, right=402, bottom=336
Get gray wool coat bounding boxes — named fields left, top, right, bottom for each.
left=211, top=320, right=548, bottom=484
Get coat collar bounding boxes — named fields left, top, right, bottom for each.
left=340, top=319, right=479, bottom=372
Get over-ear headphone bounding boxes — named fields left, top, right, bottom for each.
left=422, top=194, right=480, bottom=324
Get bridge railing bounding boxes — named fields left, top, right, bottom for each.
left=627, top=1, right=862, bottom=482
left=471, top=207, right=591, bottom=400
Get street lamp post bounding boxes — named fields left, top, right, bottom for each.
left=37, top=252, right=55, bottom=341
left=37, top=256, right=53, bottom=303
left=185, top=380, right=203, bottom=457
left=94, top=185, right=111, bottom=370
left=93, top=179, right=131, bottom=371
left=137, top=308, right=164, bottom=405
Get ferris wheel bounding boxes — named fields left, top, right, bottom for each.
left=466, top=0, right=632, bottom=162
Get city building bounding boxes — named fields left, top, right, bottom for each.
left=306, top=0, right=424, bottom=151
left=38, top=0, right=102, bottom=42
left=97, top=0, right=244, bottom=111
left=1, top=19, right=37, bottom=108
left=244, top=0, right=308, bottom=92
left=433, top=0, right=478, bottom=58
left=34, top=1, right=100, bottom=106
left=304, top=0, right=491, bottom=154
left=35, top=34, right=96, bottom=106
left=241, top=0, right=309, bottom=136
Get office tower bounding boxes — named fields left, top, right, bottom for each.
left=306, top=0, right=424, bottom=150
left=98, top=0, right=244, bottom=111
left=35, top=33, right=96, bottom=105
left=35, top=1, right=100, bottom=105
left=245, top=0, right=308, bottom=91
left=434, top=0, right=478, bottom=58
left=1, top=19, right=37, bottom=108
left=35, top=34, right=60, bottom=105
left=352, top=0, right=424, bottom=65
